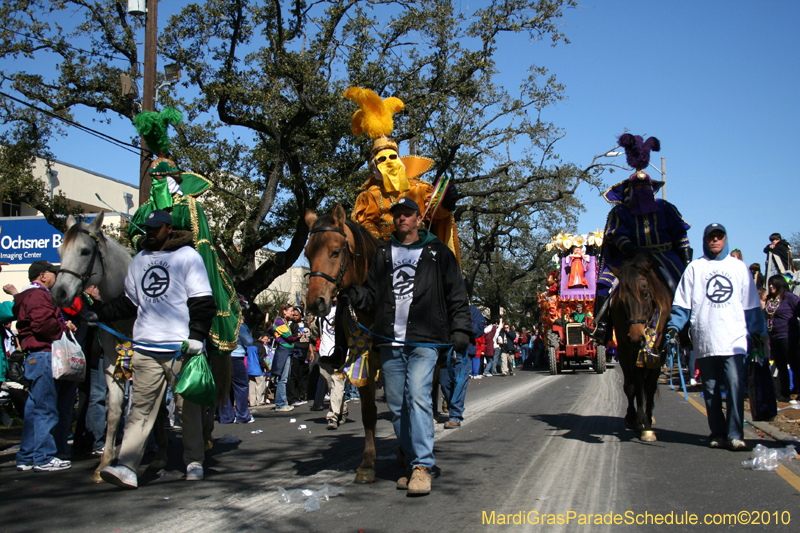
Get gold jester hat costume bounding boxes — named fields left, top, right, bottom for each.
left=345, top=87, right=461, bottom=263
left=129, top=108, right=242, bottom=353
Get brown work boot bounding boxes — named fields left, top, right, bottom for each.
left=396, top=469, right=411, bottom=490
left=443, top=420, right=461, bottom=429
left=407, top=465, right=431, bottom=495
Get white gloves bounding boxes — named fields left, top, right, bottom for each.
left=183, top=339, right=205, bottom=356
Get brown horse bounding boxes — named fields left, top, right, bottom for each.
left=609, top=253, right=672, bottom=442
left=304, top=204, right=380, bottom=483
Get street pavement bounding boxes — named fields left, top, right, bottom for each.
left=2, top=363, right=799, bottom=532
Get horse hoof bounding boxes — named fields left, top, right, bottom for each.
left=205, top=440, right=214, bottom=453
left=624, top=417, right=636, bottom=430
left=651, top=415, right=656, bottom=425
left=354, top=468, right=375, bottom=484
left=640, top=431, right=657, bottom=442
left=91, top=472, right=105, bottom=484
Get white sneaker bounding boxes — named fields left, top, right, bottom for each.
left=100, top=465, right=138, bottom=489
left=34, top=458, right=71, bottom=472
left=689, top=379, right=697, bottom=386
left=186, top=464, right=204, bottom=481
left=275, top=405, right=295, bottom=412
left=474, top=375, right=483, bottom=380
left=16, top=464, right=33, bottom=471
left=291, top=400, right=307, bottom=406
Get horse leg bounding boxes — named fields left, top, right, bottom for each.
left=147, top=390, right=169, bottom=471
left=621, top=363, right=638, bottom=430
left=640, top=368, right=660, bottom=442
left=354, top=371, right=377, bottom=483
left=93, top=361, right=124, bottom=483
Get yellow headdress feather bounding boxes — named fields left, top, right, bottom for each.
left=344, top=87, right=404, bottom=139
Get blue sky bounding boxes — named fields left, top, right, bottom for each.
left=16, top=0, right=800, bottom=268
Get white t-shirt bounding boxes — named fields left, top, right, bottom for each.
left=124, top=246, right=213, bottom=353
left=392, top=245, right=423, bottom=344
left=673, top=255, right=760, bottom=358
left=318, top=304, right=336, bottom=358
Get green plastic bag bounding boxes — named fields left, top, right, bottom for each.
left=174, top=355, right=216, bottom=407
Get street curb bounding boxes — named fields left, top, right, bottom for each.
left=745, top=410, right=799, bottom=446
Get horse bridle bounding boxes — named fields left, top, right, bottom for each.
left=58, top=228, right=105, bottom=287
left=307, top=225, right=349, bottom=289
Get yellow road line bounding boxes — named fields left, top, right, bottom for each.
left=673, top=387, right=800, bottom=494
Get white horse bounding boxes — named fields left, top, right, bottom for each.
left=51, top=212, right=169, bottom=483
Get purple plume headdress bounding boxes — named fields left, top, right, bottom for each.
left=617, top=133, right=660, bottom=172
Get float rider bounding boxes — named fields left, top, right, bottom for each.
left=590, top=134, right=692, bottom=342
left=128, top=108, right=242, bottom=356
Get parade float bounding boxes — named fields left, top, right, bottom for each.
left=538, top=230, right=609, bottom=374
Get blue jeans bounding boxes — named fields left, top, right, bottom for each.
left=439, top=353, right=468, bottom=422
left=520, top=346, right=530, bottom=366
left=380, top=345, right=437, bottom=469
left=491, top=351, right=502, bottom=375
left=698, top=354, right=746, bottom=441
left=274, top=354, right=292, bottom=408
left=471, top=356, right=481, bottom=377
left=86, top=357, right=107, bottom=451
left=219, top=357, right=250, bottom=423
left=17, top=351, right=59, bottom=466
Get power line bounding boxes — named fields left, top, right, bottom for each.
left=0, top=25, right=135, bottom=64
left=0, top=90, right=249, bottom=203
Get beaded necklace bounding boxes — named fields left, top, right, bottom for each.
left=765, top=295, right=781, bottom=332
left=31, top=281, right=67, bottom=324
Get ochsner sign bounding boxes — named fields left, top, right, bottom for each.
left=0, top=216, right=62, bottom=264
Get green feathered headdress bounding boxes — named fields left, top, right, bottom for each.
left=133, top=107, right=183, bottom=155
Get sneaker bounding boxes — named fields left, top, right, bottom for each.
left=34, top=458, right=71, bottom=472
left=709, top=437, right=726, bottom=449
left=474, top=375, right=482, bottom=380
left=310, top=405, right=326, bottom=411
left=407, top=465, right=432, bottom=495
left=482, top=374, right=492, bottom=377
left=324, top=394, right=331, bottom=401
left=240, top=415, right=256, bottom=424
left=689, top=379, right=697, bottom=386
left=291, top=400, right=307, bottom=406
left=326, top=418, right=339, bottom=430
left=443, top=420, right=461, bottom=429
left=16, top=464, right=33, bottom=471
left=100, top=465, right=138, bottom=489
left=728, top=439, right=748, bottom=451
left=92, top=447, right=105, bottom=456
left=186, top=464, right=204, bottom=481
left=275, top=405, right=295, bottom=412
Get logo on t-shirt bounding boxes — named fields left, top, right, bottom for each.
left=142, top=265, right=170, bottom=299
left=392, top=263, right=417, bottom=300
left=705, top=274, right=733, bottom=304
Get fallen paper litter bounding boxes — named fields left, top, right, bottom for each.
left=778, top=404, right=800, bottom=411
left=217, top=434, right=241, bottom=444
left=535, top=496, right=551, bottom=501
left=251, top=429, right=263, bottom=434
left=289, top=418, right=297, bottom=423
left=741, top=444, right=798, bottom=471
left=278, top=483, right=346, bottom=512
left=298, top=424, right=307, bottom=430
left=164, top=497, right=170, bottom=500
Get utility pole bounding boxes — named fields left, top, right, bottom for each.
left=138, top=0, right=158, bottom=207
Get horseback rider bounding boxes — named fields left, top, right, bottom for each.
left=591, top=134, right=692, bottom=341
left=128, top=108, right=242, bottom=356
left=345, top=87, right=461, bottom=262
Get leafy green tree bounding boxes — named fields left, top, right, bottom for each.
left=1, top=0, right=615, bottom=318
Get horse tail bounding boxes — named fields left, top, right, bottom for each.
left=210, top=351, right=232, bottom=404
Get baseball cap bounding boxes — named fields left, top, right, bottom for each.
left=703, top=223, right=727, bottom=239
left=28, top=260, right=60, bottom=281
left=389, top=197, right=421, bottom=215
left=144, top=209, right=173, bottom=228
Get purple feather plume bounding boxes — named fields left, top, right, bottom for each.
left=617, top=133, right=660, bottom=171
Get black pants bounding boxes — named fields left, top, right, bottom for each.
left=287, top=357, right=310, bottom=404
left=770, top=337, right=800, bottom=396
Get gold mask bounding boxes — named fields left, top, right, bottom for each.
left=374, top=149, right=409, bottom=193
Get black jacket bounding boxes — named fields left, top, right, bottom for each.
left=764, top=240, right=793, bottom=273
left=348, top=236, right=472, bottom=345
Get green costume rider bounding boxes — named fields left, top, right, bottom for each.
left=130, top=108, right=241, bottom=354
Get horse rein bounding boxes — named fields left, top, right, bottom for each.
left=306, top=225, right=350, bottom=289
left=58, top=228, right=105, bottom=287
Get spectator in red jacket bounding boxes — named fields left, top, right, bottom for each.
left=13, top=260, right=77, bottom=472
